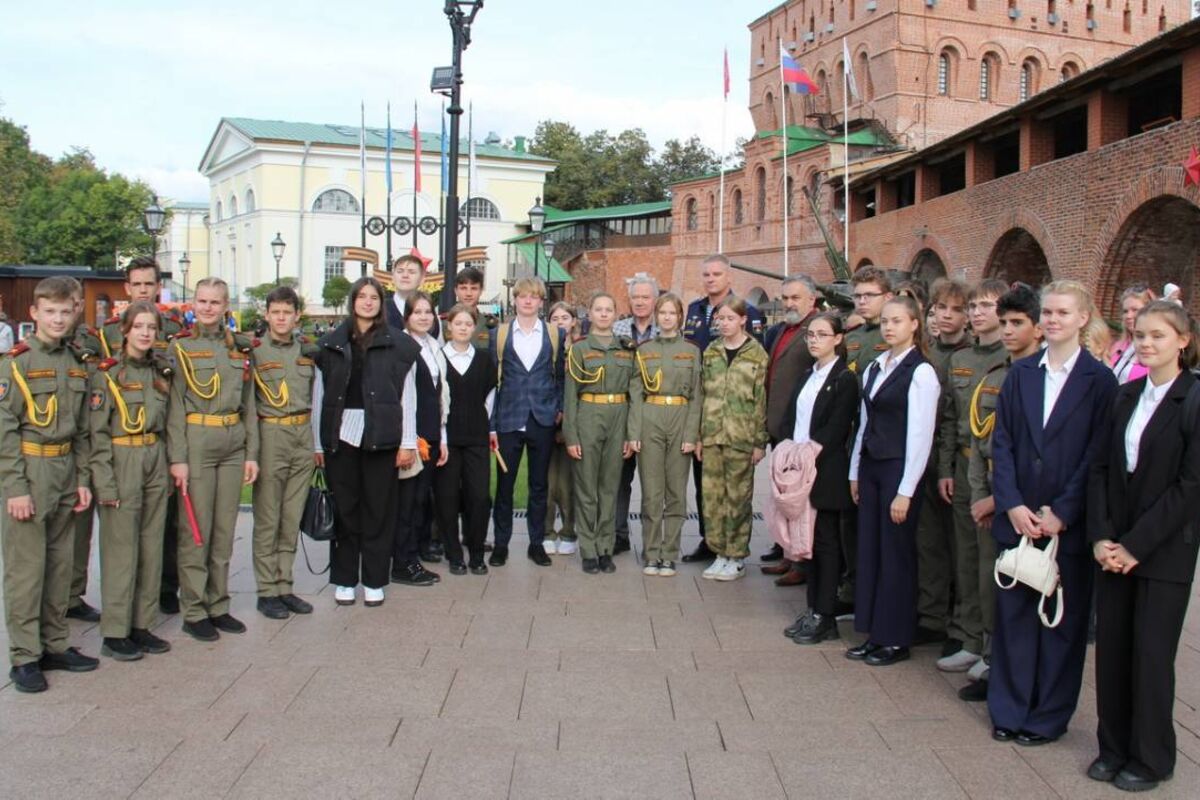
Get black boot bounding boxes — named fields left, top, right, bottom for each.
left=681, top=540, right=716, bottom=563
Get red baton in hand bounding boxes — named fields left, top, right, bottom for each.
left=182, top=491, right=204, bottom=546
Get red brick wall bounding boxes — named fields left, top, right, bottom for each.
left=564, top=245, right=675, bottom=310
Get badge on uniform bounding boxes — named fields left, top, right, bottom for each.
left=0, top=379, right=8, bottom=401
left=89, top=391, right=106, bottom=411
left=752, top=319, right=763, bottom=334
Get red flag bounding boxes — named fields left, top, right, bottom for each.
left=1185, top=146, right=1200, bottom=187
left=723, top=48, right=730, bottom=99
left=412, top=105, right=422, bottom=193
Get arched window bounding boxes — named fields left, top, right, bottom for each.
left=980, top=54, right=997, bottom=101
left=754, top=167, right=767, bottom=222
left=857, top=51, right=874, bottom=101
left=733, top=189, right=744, bottom=225
left=765, top=91, right=777, bottom=129
left=460, top=197, right=500, bottom=220
left=1019, top=59, right=1040, bottom=102
left=229, top=195, right=237, bottom=217
left=708, top=193, right=716, bottom=229
left=937, top=52, right=952, bottom=96
left=215, top=200, right=223, bottom=222
left=685, top=197, right=698, bottom=231
left=244, top=188, right=256, bottom=213
left=1060, top=61, right=1078, bottom=82
left=807, top=170, right=821, bottom=201
left=832, top=61, right=844, bottom=108
left=786, top=175, right=795, bottom=217
left=312, top=188, right=361, bottom=213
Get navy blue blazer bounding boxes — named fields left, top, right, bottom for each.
left=990, top=348, right=1117, bottom=555
left=489, top=320, right=565, bottom=434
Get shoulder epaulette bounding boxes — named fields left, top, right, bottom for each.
left=231, top=332, right=254, bottom=353
left=105, top=315, right=121, bottom=326
left=845, top=321, right=864, bottom=333
left=617, top=336, right=636, bottom=351
left=152, top=353, right=174, bottom=379
left=97, top=357, right=118, bottom=372
left=173, top=330, right=192, bottom=340
left=8, top=342, right=29, bottom=357
left=251, top=337, right=262, bottom=348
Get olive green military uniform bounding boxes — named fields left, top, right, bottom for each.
left=629, top=335, right=702, bottom=563
left=968, top=359, right=1009, bottom=642
left=700, top=338, right=768, bottom=559
left=0, top=337, right=91, bottom=666
left=66, top=324, right=103, bottom=614
left=545, top=435, right=575, bottom=543
left=472, top=313, right=497, bottom=351
left=939, top=339, right=1008, bottom=655
left=251, top=334, right=317, bottom=598
left=166, top=325, right=258, bottom=624
left=843, top=321, right=886, bottom=378
left=915, top=337, right=969, bottom=634
left=563, top=334, right=635, bottom=560
left=89, top=353, right=170, bottom=639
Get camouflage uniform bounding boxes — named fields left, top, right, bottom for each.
left=699, top=337, right=768, bottom=559
left=66, top=324, right=103, bottom=614
left=968, top=358, right=1009, bottom=642
left=939, top=339, right=1008, bottom=655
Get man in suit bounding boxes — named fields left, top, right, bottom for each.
left=988, top=280, right=1117, bottom=746
left=761, top=275, right=818, bottom=582
left=385, top=251, right=441, bottom=340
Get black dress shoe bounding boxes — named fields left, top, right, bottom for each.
left=159, top=592, right=180, bottom=615
left=183, top=618, right=219, bottom=642
left=958, top=679, right=989, bottom=702
left=10, top=663, right=47, bottom=693
left=941, top=637, right=964, bottom=658
left=794, top=613, right=840, bottom=645
left=101, top=637, right=144, bottom=661
left=582, top=558, right=600, bottom=574
left=279, top=594, right=313, bottom=615
left=130, top=628, right=171, bottom=654
left=1086, top=757, right=1124, bottom=783
left=845, top=641, right=880, bottom=661
left=418, top=545, right=443, bottom=564
left=613, top=537, right=631, bottom=555
left=1016, top=731, right=1058, bottom=747
left=598, top=555, right=616, bottom=573
left=761, top=542, right=785, bottom=561
left=209, top=613, right=247, bottom=634
left=1114, top=767, right=1168, bottom=792
left=833, top=600, right=855, bottom=621
left=469, top=562, right=488, bottom=575
left=784, top=611, right=813, bottom=637
left=992, top=727, right=1017, bottom=742
left=448, top=561, right=468, bottom=575
left=527, top=544, right=552, bottom=567
left=913, top=625, right=948, bottom=646
left=428, top=541, right=444, bottom=557
left=66, top=600, right=101, bottom=623
left=393, top=563, right=438, bottom=586
left=488, top=546, right=509, bottom=567
left=865, top=645, right=910, bottom=666
left=39, top=647, right=99, bottom=672
left=483, top=541, right=494, bottom=552
left=256, top=597, right=290, bottom=620
left=681, top=541, right=716, bottom=563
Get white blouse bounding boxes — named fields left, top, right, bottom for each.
left=1124, top=376, right=1172, bottom=472
left=791, top=357, right=839, bottom=444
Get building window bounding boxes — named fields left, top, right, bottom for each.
left=229, top=195, right=237, bottom=217
left=754, top=167, right=767, bottom=222
left=786, top=176, right=795, bottom=216
left=858, top=51, right=874, bottom=101
left=215, top=200, right=223, bottom=222
left=765, top=90, right=777, bottom=128
left=980, top=55, right=995, bottom=101
left=1159, top=7, right=1167, bottom=31
left=1019, top=62, right=1033, bottom=101
left=685, top=197, right=698, bottom=230
left=244, top=188, right=256, bottom=213
left=708, top=193, right=716, bottom=229
left=461, top=197, right=500, bottom=220
left=733, top=189, right=744, bottom=225
left=1123, top=4, right=1132, bottom=31
left=1060, top=61, right=1079, bottom=82
left=324, top=246, right=345, bottom=284
left=312, top=188, right=361, bottom=213
left=937, top=53, right=951, bottom=95
left=968, top=0, right=976, bottom=9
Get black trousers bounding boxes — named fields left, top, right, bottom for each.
left=807, top=509, right=843, bottom=616
left=855, top=455, right=921, bottom=647
left=326, top=445, right=397, bottom=590
left=160, top=491, right=179, bottom=595
left=492, top=417, right=555, bottom=548
left=614, top=453, right=637, bottom=541
left=435, top=444, right=491, bottom=566
left=692, top=457, right=706, bottom=539
left=394, top=459, right=434, bottom=569
left=1095, top=569, right=1191, bottom=780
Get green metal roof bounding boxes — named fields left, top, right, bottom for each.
left=514, top=242, right=571, bottom=283
left=756, top=124, right=891, bottom=158
left=222, top=117, right=554, bottom=163
left=499, top=222, right=573, bottom=246
left=543, top=200, right=672, bottom=223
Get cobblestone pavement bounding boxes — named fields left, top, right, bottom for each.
left=1, top=472, right=1197, bottom=799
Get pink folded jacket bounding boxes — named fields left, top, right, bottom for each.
left=763, top=440, right=822, bottom=561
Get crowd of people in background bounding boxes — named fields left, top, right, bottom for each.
left=1, top=252, right=1196, bottom=793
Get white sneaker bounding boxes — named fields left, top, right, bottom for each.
left=714, top=558, right=746, bottom=581
left=363, top=586, right=385, bottom=607
left=643, top=561, right=661, bottom=576
left=543, top=539, right=558, bottom=555
left=967, top=659, right=990, bottom=682
left=658, top=560, right=677, bottom=577
left=334, top=585, right=356, bottom=605
left=937, top=649, right=981, bottom=673
left=703, top=557, right=729, bottom=579
left=556, top=540, right=577, bottom=555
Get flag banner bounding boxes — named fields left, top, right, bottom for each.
left=780, top=45, right=819, bottom=95
left=412, top=102, right=423, bottom=193
left=723, top=48, right=731, bottom=99
left=385, top=103, right=393, bottom=193
left=843, top=38, right=859, bottom=101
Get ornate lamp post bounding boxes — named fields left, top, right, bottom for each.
left=143, top=195, right=166, bottom=259
left=528, top=197, right=546, bottom=281
left=178, top=252, right=191, bottom=302
left=271, top=232, right=286, bottom=285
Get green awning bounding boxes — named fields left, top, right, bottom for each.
left=514, top=242, right=571, bottom=283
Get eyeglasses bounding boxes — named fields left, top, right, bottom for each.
left=852, top=292, right=884, bottom=302
left=805, top=331, right=835, bottom=341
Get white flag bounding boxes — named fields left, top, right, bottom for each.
left=843, top=38, right=859, bottom=101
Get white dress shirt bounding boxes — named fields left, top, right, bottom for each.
left=511, top=318, right=545, bottom=372
left=311, top=363, right=418, bottom=452
left=1124, top=375, right=1172, bottom=472
left=849, top=347, right=940, bottom=498
left=443, top=341, right=496, bottom=418
left=791, top=357, right=839, bottom=443
left=1040, top=346, right=1082, bottom=426
left=392, top=294, right=408, bottom=319
left=407, top=330, right=451, bottom=442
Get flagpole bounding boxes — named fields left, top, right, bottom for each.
left=412, top=101, right=419, bottom=249
left=843, top=38, right=851, bottom=273
left=386, top=101, right=393, bottom=270
left=466, top=101, right=473, bottom=247
left=779, top=39, right=789, bottom=278
left=360, top=101, right=368, bottom=276
left=718, top=48, right=728, bottom=254
left=439, top=101, right=447, bottom=273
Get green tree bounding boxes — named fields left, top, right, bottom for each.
left=0, top=117, right=51, bottom=262
left=245, top=277, right=304, bottom=310
left=322, top=275, right=351, bottom=312
left=655, top=136, right=720, bottom=189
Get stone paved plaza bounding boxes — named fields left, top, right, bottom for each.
left=1, top=471, right=1198, bottom=799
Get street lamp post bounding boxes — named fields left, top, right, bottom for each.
left=527, top=197, right=546, bottom=281
left=542, top=238, right=556, bottom=294
left=178, top=252, right=191, bottom=302
left=271, top=232, right=286, bottom=285
left=143, top=195, right=166, bottom=260
left=439, top=0, right=485, bottom=312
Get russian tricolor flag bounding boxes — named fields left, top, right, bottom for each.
left=780, top=45, right=819, bottom=95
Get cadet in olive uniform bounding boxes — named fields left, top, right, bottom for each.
left=0, top=277, right=97, bottom=693
left=251, top=286, right=317, bottom=619
left=65, top=303, right=105, bottom=623
left=166, top=277, right=259, bottom=642
left=936, top=279, right=1010, bottom=673
left=544, top=302, right=580, bottom=554
left=89, top=301, right=173, bottom=661
left=563, top=293, right=635, bottom=573
left=698, top=297, right=769, bottom=581
left=628, top=293, right=701, bottom=576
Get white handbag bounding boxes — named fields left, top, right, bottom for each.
left=994, top=535, right=1064, bottom=628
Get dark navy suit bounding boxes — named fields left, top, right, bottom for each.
left=987, top=348, right=1117, bottom=738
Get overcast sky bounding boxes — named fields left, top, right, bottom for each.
left=1, top=1, right=758, bottom=202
